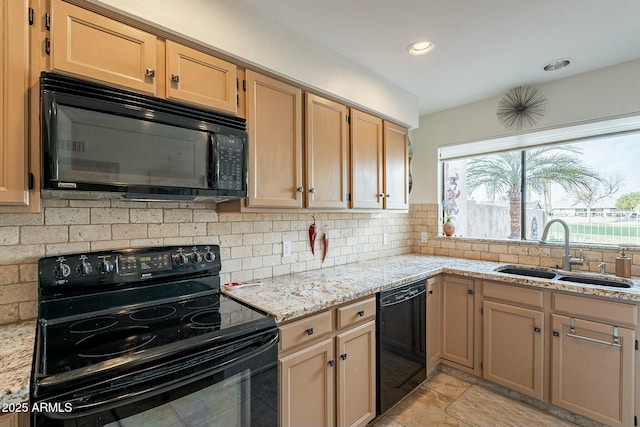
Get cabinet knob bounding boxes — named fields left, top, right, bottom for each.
left=171, top=74, right=180, bottom=83
left=328, top=359, right=336, bottom=367
left=305, top=327, right=314, bottom=336
left=357, top=310, right=365, bottom=317
left=379, top=193, right=385, bottom=198
left=340, top=353, right=347, bottom=361
left=428, top=290, right=433, bottom=294
left=534, top=327, right=541, bottom=333
left=467, top=289, right=474, bottom=295
left=145, top=68, right=156, bottom=78
left=386, top=194, right=391, bottom=198
left=309, top=188, right=316, bottom=194
left=553, top=331, right=560, bottom=337
left=297, top=186, right=304, bottom=193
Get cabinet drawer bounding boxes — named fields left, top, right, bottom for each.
left=279, top=310, right=333, bottom=352
left=553, top=293, right=637, bottom=326
left=336, top=297, right=376, bottom=330
left=483, top=281, right=544, bottom=309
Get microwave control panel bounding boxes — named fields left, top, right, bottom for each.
left=216, top=134, right=245, bottom=191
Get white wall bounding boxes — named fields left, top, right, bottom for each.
left=410, top=59, right=640, bottom=203
left=88, top=0, right=419, bottom=128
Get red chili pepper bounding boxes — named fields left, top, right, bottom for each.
left=309, top=215, right=318, bottom=255
left=322, top=233, right=329, bottom=263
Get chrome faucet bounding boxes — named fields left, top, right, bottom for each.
left=540, top=218, right=584, bottom=271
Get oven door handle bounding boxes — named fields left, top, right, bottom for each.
left=42, top=331, right=279, bottom=419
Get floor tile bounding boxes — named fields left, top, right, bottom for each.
left=446, top=385, right=578, bottom=427
left=421, top=372, right=471, bottom=400
left=386, top=388, right=471, bottom=427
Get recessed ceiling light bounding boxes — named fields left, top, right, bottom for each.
left=543, top=58, right=571, bottom=71
left=407, top=40, right=434, bottom=56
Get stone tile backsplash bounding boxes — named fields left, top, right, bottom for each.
left=0, top=199, right=411, bottom=325
left=0, top=201, right=637, bottom=325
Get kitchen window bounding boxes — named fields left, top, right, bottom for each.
left=439, top=115, right=640, bottom=245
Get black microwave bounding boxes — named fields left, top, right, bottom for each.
left=40, top=72, right=248, bottom=202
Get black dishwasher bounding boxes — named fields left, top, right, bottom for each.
left=377, top=279, right=427, bottom=415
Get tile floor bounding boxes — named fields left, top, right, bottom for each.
left=371, top=372, right=579, bottom=427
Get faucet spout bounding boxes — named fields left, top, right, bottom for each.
left=540, top=218, right=583, bottom=271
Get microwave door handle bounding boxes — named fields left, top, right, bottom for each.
left=208, top=132, right=217, bottom=189
left=44, top=95, right=60, bottom=181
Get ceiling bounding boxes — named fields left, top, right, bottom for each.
left=238, top=0, right=640, bottom=116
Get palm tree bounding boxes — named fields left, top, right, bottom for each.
left=466, top=146, right=598, bottom=239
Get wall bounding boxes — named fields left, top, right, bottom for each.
left=410, top=59, right=640, bottom=203
left=0, top=199, right=411, bottom=325
left=87, top=0, right=419, bottom=128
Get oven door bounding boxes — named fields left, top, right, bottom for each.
left=32, top=329, right=278, bottom=427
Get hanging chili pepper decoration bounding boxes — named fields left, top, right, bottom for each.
left=309, top=215, right=318, bottom=255
left=322, top=232, right=329, bottom=263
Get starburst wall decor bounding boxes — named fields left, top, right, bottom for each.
left=496, top=86, right=546, bottom=131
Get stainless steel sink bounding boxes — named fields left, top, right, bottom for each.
left=494, top=267, right=558, bottom=280
left=494, top=265, right=634, bottom=288
left=557, top=275, right=632, bottom=288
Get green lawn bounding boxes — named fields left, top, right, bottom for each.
left=568, top=223, right=640, bottom=237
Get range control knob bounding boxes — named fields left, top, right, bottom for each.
left=190, top=251, right=203, bottom=264
left=97, top=259, right=114, bottom=274
left=174, top=252, right=188, bottom=265
left=204, top=251, right=216, bottom=263
left=76, top=260, right=93, bottom=276
left=52, top=263, right=71, bottom=280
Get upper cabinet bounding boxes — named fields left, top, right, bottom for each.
left=350, top=109, right=384, bottom=210
left=0, top=0, right=29, bottom=207
left=49, top=0, right=238, bottom=114
left=382, top=122, right=409, bottom=210
left=50, top=0, right=158, bottom=95
left=165, top=40, right=237, bottom=115
left=245, top=70, right=303, bottom=208
left=305, top=93, right=349, bottom=209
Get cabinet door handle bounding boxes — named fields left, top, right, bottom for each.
left=552, top=331, right=560, bottom=337
left=145, top=68, right=156, bottom=78
left=379, top=193, right=385, bottom=198
left=297, top=186, right=304, bottom=193
left=428, top=290, right=433, bottom=294
left=305, top=327, right=314, bottom=336
left=386, top=194, right=390, bottom=198
left=328, top=359, right=336, bottom=367
left=309, top=188, right=315, bottom=194
left=534, top=327, right=541, bottom=333
left=340, top=353, right=347, bottom=361
left=357, top=310, right=365, bottom=317
left=171, top=74, right=180, bottom=83
left=467, top=289, right=474, bottom=295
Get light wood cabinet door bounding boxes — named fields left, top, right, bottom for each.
left=245, top=70, right=303, bottom=208
left=165, top=40, right=237, bottom=114
left=441, top=276, right=474, bottom=368
left=483, top=300, right=544, bottom=400
left=336, top=321, right=376, bottom=427
left=50, top=0, right=157, bottom=94
left=350, top=109, right=383, bottom=209
left=305, top=93, right=348, bottom=209
left=382, top=122, right=409, bottom=210
left=0, top=0, right=29, bottom=206
left=0, top=413, right=19, bottom=427
left=426, top=277, right=442, bottom=375
left=280, top=338, right=336, bottom=427
left=551, top=314, right=634, bottom=427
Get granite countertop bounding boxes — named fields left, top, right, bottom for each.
left=0, top=320, right=35, bottom=406
left=2, top=254, right=640, bottom=405
left=223, top=254, right=640, bottom=323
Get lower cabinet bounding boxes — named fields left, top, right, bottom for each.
left=551, top=314, right=635, bottom=426
left=426, top=276, right=442, bottom=375
left=441, top=276, right=475, bottom=369
left=483, top=300, right=544, bottom=400
left=0, top=412, right=26, bottom=427
left=279, top=297, right=376, bottom=427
